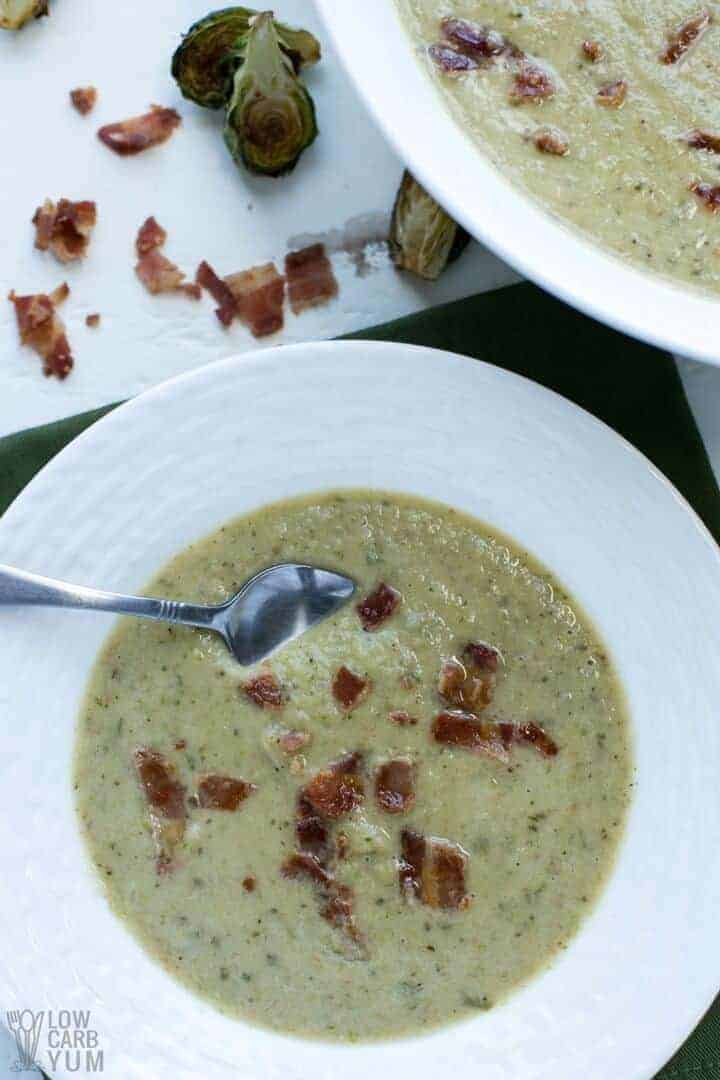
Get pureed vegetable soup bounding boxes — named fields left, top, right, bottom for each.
left=397, top=1, right=720, bottom=295
left=74, top=491, right=632, bottom=1041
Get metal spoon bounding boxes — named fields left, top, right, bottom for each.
left=0, top=562, right=356, bottom=666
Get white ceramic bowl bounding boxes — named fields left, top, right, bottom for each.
left=316, top=0, right=720, bottom=365
left=1, top=341, right=719, bottom=1080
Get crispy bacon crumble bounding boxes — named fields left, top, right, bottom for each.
left=243, top=874, right=257, bottom=892
left=98, top=105, right=181, bottom=156
left=510, top=62, right=554, bottom=103
left=332, top=666, right=371, bottom=711
left=684, top=130, right=720, bottom=153
left=70, top=86, right=97, bottom=115
left=399, top=829, right=470, bottom=910
left=195, top=260, right=238, bottom=326
left=582, top=40, right=603, bottom=62
left=596, top=79, right=627, bottom=108
left=302, top=753, right=364, bottom=819
left=428, top=43, right=480, bottom=74
left=243, top=671, right=285, bottom=709
left=690, top=181, right=720, bottom=211
left=533, top=127, right=569, bottom=156
left=441, top=17, right=508, bottom=58
left=660, top=9, right=711, bottom=64
left=33, top=198, right=97, bottom=264
left=357, top=582, right=401, bottom=631
left=9, top=282, right=74, bottom=379
left=85, top=313, right=101, bottom=328
left=285, top=243, right=339, bottom=315
left=375, top=759, right=415, bottom=814
left=134, top=217, right=200, bottom=299
left=134, top=748, right=186, bottom=874
left=136, top=216, right=167, bottom=256
left=281, top=851, right=365, bottom=953
left=433, top=710, right=514, bottom=763
left=389, top=710, right=418, bottom=726
left=197, top=774, right=257, bottom=811
left=225, top=263, right=286, bottom=337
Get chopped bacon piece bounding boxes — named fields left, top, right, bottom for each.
left=85, top=313, right=101, bottom=328
left=136, top=216, right=167, bottom=256
left=433, top=710, right=514, bottom=763
left=516, top=721, right=558, bottom=757
left=533, top=127, right=569, bottom=156
left=243, top=874, right=257, bottom=892
left=596, top=80, right=627, bottom=108
left=582, top=40, right=603, bottom=62
left=281, top=852, right=365, bottom=952
left=243, top=671, right=285, bottom=709
left=98, top=105, right=181, bottom=156
left=195, top=260, right=237, bottom=327
left=428, top=43, right=480, bottom=74
left=440, top=17, right=508, bottom=58
left=136, top=250, right=185, bottom=294
left=296, top=793, right=331, bottom=862
left=134, top=748, right=186, bottom=874
left=399, top=829, right=470, bottom=910
left=375, top=759, right=415, bottom=814
left=438, top=658, right=493, bottom=711
left=684, top=129, right=720, bottom=153
left=9, top=283, right=73, bottom=380
left=32, top=198, right=97, bottom=264
left=332, top=666, right=371, bottom=711
left=463, top=642, right=499, bottom=673
left=510, top=62, right=554, bottom=103
left=224, top=263, right=285, bottom=337
left=389, top=710, right=418, bottom=726
left=302, top=752, right=364, bottom=819
left=70, top=86, right=97, bottom=115
left=197, top=774, right=257, bottom=810
left=357, top=582, right=401, bottom=631
left=690, top=181, right=720, bottom=211
left=284, top=243, right=339, bottom=315
left=661, top=8, right=711, bottom=64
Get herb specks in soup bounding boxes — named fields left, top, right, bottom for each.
left=74, top=492, right=632, bottom=1041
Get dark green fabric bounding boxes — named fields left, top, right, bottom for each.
left=1, top=281, right=717, bottom=1077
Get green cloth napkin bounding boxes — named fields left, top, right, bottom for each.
left=1, top=281, right=717, bottom=1078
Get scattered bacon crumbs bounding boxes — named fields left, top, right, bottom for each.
left=225, top=263, right=285, bottom=337
left=684, top=130, right=720, bottom=153
left=533, top=127, right=569, bottom=156
left=98, top=105, right=181, bottom=156
left=281, top=852, right=366, bottom=954
left=302, top=752, right=364, bottom=819
left=243, top=875, right=257, bottom=893
left=357, top=582, right=401, bottom=631
left=9, top=283, right=74, bottom=380
left=32, top=199, right=97, bottom=264
left=136, top=215, right=167, bottom=256
left=428, top=43, right=480, bottom=74
left=660, top=8, right=711, bottom=64
left=689, top=181, right=720, bottom=211
left=515, top=721, right=559, bottom=757
left=596, top=79, right=627, bottom=108
left=197, top=774, right=257, bottom=811
left=243, top=671, right=285, bottom=709
left=389, top=710, right=418, bottom=726
left=581, top=40, right=603, bottom=62
left=133, top=748, right=186, bottom=874
left=284, top=243, right=339, bottom=315
left=433, top=710, right=514, bottom=763
left=70, top=86, right=97, bottom=115
left=85, top=313, right=101, bottom=328
left=375, top=759, right=415, bottom=814
left=134, top=217, right=199, bottom=299
left=332, top=666, right=371, bottom=711
left=399, top=829, right=470, bottom=910
left=195, top=260, right=237, bottom=326
left=510, top=62, right=554, bottom=103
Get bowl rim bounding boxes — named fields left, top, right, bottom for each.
left=314, top=0, right=720, bottom=365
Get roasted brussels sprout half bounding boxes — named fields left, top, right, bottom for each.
left=223, top=11, right=317, bottom=177
left=172, top=6, right=321, bottom=109
left=0, top=0, right=48, bottom=30
left=389, top=170, right=471, bottom=281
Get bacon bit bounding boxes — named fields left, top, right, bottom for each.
left=243, top=874, right=257, bottom=892
left=582, top=40, right=603, bottom=62
left=98, top=105, right=181, bottom=156
left=533, top=127, right=569, bottom=156
left=463, top=642, right=499, bottom=672
left=8, top=283, right=74, bottom=380
left=174, top=738, right=187, bottom=751
left=596, top=79, right=627, bottom=108
left=133, top=748, right=186, bottom=874
left=399, top=829, right=470, bottom=910
left=661, top=9, right=711, bottom=64
left=685, top=129, right=720, bottom=153
left=432, top=710, right=514, bottom=764
left=389, top=710, right=418, bottom=726
left=70, top=86, right=97, bottom=115
left=195, top=260, right=237, bottom=327
left=284, top=243, right=338, bottom=315
left=336, top=831, right=350, bottom=860
left=510, top=62, right=554, bottom=103
left=85, top=313, right=101, bottom=328
left=197, top=774, right=257, bottom=811
left=375, top=759, right=415, bottom=814
left=440, top=17, right=508, bottom=58
left=136, top=216, right=167, bottom=256
left=302, top=752, right=364, bottom=820
left=357, top=582, right=401, bottom=631
left=280, top=729, right=312, bottom=754
left=32, top=199, right=97, bottom=264
left=516, top=721, right=559, bottom=757
left=296, top=793, right=331, bottom=861
left=438, top=658, right=493, bottom=712
left=243, top=671, right=285, bottom=709
left=332, top=666, right=371, bottom=711
left=281, top=852, right=365, bottom=953
left=428, top=43, right=480, bottom=74
left=224, top=263, right=285, bottom=338
left=689, top=181, right=720, bottom=211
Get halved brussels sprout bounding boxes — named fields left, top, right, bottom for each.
left=0, top=0, right=48, bottom=30
left=223, top=11, right=318, bottom=177
left=172, top=6, right=321, bottom=109
left=389, top=170, right=471, bottom=280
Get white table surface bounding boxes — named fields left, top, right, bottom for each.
left=1, top=2, right=718, bottom=1076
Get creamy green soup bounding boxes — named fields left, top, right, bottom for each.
left=74, top=491, right=632, bottom=1042
left=397, top=1, right=720, bottom=295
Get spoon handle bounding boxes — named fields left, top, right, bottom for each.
left=0, top=563, right=218, bottom=630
